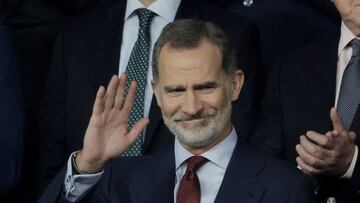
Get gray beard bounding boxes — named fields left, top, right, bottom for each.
left=163, top=103, right=232, bottom=148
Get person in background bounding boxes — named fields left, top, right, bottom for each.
left=253, top=0, right=360, bottom=202
left=1, top=0, right=106, bottom=201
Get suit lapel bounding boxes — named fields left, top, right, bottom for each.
left=129, top=144, right=175, bottom=203
left=100, top=0, right=126, bottom=79
left=80, top=0, right=127, bottom=94
left=215, top=139, right=265, bottom=203
left=143, top=97, right=162, bottom=151
left=68, top=0, right=127, bottom=151
left=300, top=38, right=339, bottom=133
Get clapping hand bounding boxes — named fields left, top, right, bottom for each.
left=296, top=108, right=356, bottom=176
left=76, top=74, right=149, bottom=173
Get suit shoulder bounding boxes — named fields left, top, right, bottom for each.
left=234, top=142, right=315, bottom=201
left=60, top=0, right=123, bottom=34
left=282, top=31, right=339, bottom=66
left=239, top=141, right=310, bottom=182
left=198, top=1, right=258, bottom=33
left=258, top=153, right=315, bottom=189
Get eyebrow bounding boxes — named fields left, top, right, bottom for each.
left=163, top=81, right=219, bottom=92
left=163, top=85, right=185, bottom=92
left=193, top=81, right=219, bottom=90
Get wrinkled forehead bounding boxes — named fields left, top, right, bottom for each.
left=157, top=40, right=225, bottom=84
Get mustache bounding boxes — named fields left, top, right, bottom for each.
left=173, top=108, right=216, bottom=122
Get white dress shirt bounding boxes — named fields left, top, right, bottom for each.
left=118, top=0, right=181, bottom=120
left=64, top=128, right=237, bottom=202
left=335, top=22, right=359, bottom=179
left=174, top=128, right=237, bottom=203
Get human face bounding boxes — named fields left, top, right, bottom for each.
left=333, top=0, right=360, bottom=36
left=152, top=40, right=243, bottom=154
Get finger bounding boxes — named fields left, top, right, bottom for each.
left=296, top=143, right=327, bottom=168
left=104, top=75, right=119, bottom=110
left=127, top=118, right=150, bottom=144
left=123, top=81, right=138, bottom=115
left=327, top=130, right=339, bottom=137
left=296, top=156, right=321, bottom=175
left=92, top=86, right=106, bottom=116
left=300, top=135, right=332, bottom=158
left=330, top=107, right=346, bottom=133
left=306, top=131, right=333, bottom=148
left=114, top=74, right=127, bottom=110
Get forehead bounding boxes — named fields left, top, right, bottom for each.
left=157, top=39, right=225, bottom=85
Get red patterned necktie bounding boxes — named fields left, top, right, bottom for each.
left=177, top=156, right=208, bottom=203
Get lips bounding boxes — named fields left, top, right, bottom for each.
left=180, top=118, right=205, bottom=124
left=176, top=117, right=214, bottom=130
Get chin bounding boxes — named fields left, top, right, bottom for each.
left=173, top=126, right=218, bottom=148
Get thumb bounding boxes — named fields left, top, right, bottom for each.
left=330, top=107, right=346, bottom=133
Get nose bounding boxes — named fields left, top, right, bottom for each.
left=181, top=90, right=203, bottom=115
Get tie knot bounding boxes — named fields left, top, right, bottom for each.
left=351, top=39, right=360, bottom=57
left=136, top=8, right=155, bottom=30
left=186, top=156, right=208, bottom=173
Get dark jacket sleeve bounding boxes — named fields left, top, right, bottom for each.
left=0, top=25, right=23, bottom=195
left=37, top=23, right=68, bottom=193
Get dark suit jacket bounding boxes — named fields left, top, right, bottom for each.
left=38, top=138, right=315, bottom=203
left=253, top=25, right=360, bottom=202
left=38, top=0, right=262, bottom=193
left=226, top=0, right=340, bottom=72
left=0, top=26, right=23, bottom=195
left=1, top=0, right=111, bottom=201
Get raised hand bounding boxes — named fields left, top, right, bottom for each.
left=296, top=107, right=356, bottom=176
left=76, top=74, right=149, bottom=173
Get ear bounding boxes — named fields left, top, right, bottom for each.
left=230, top=70, right=244, bottom=101
left=151, top=80, right=162, bottom=107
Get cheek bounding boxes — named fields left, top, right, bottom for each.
left=352, top=8, right=360, bottom=21
left=343, top=3, right=360, bottom=18
left=159, top=97, right=181, bottom=117
left=200, top=91, right=229, bottom=110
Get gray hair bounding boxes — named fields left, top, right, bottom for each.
left=152, top=19, right=237, bottom=82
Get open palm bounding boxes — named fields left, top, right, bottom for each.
left=77, top=74, right=149, bottom=173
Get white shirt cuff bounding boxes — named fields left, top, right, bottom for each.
left=341, top=145, right=358, bottom=179
left=64, top=152, right=104, bottom=202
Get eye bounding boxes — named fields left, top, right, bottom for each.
left=164, top=87, right=185, bottom=96
left=193, top=82, right=218, bottom=94
left=198, top=86, right=216, bottom=94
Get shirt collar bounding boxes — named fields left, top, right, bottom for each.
left=338, top=21, right=358, bottom=56
left=125, top=0, right=181, bottom=22
left=175, top=127, right=238, bottom=170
